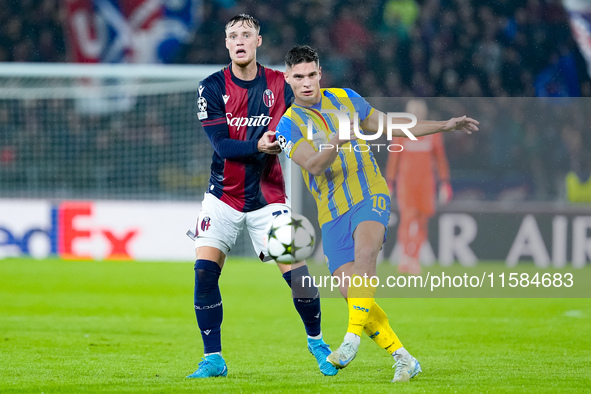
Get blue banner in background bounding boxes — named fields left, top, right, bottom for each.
left=64, top=0, right=201, bottom=64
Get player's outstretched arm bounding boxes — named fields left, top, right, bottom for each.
left=205, top=128, right=281, bottom=158
left=441, top=115, right=480, bottom=134
left=205, top=124, right=260, bottom=159
left=361, top=110, right=479, bottom=138
left=402, top=115, right=479, bottom=137
left=291, top=132, right=357, bottom=176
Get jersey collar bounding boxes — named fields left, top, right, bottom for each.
left=228, top=62, right=262, bottom=88
left=293, top=91, right=324, bottom=111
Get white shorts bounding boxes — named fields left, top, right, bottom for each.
left=193, top=192, right=290, bottom=261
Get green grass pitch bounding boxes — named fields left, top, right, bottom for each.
left=1, top=258, right=590, bottom=393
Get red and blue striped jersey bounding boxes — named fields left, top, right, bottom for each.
left=198, top=63, right=293, bottom=212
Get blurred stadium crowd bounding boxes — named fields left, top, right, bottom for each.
left=187, top=0, right=591, bottom=97
left=0, top=0, right=590, bottom=202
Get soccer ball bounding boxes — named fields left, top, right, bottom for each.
left=264, top=213, right=316, bottom=263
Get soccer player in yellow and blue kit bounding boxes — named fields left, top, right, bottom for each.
left=275, top=45, right=479, bottom=383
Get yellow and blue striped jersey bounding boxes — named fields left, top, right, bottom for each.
left=276, top=88, right=389, bottom=226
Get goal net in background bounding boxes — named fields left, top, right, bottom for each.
left=0, top=63, right=270, bottom=258
left=0, top=63, right=220, bottom=201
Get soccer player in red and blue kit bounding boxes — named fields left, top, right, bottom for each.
left=187, top=14, right=337, bottom=378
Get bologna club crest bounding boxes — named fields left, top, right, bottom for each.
left=263, top=89, right=275, bottom=107
left=201, top=217, right=211, bottom=232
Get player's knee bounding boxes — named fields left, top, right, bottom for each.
left=290, top=265, right=319, bottom=299
left=194, top=270, right=222, bottom=307
left=195, top=268, right=217, bottom=285
left=194, top=260, right=222, bottom=301
left=292, top=278, right=319, bottom=299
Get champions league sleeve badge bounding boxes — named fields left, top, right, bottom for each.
left=198, top=97, right=208, bottom=120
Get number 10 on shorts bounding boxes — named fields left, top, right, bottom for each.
left=371, top=195, right=387, bottom=211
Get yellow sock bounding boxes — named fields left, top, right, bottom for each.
left=346, top=274, right=377, bottom=336
left=363, top=302, right=403, bottom=354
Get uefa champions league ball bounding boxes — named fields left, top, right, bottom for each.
left=264, top=213, right=316, bottom=263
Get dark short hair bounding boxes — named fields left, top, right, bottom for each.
left=285, top=45, right=319, bottom=68
left=225, top=14, right=260, bottom=33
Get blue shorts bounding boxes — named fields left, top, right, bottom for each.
left=321, top=193, right=390, bottom=274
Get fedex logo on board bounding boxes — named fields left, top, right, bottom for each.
left=0, top=201, right=138, bottom=260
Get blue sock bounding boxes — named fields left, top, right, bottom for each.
left=194, top=259, right=223, bottom=354
left=283, top=265, right=322, bottom=337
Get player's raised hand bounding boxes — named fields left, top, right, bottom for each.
left=442, top=116, right=480, bottom=134
left=258, top=130, right=282, bottom=154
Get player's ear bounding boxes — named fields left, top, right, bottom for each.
left=257, top=35, right=262, bottom=48
left=318, top=66, right=322, bottom=81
